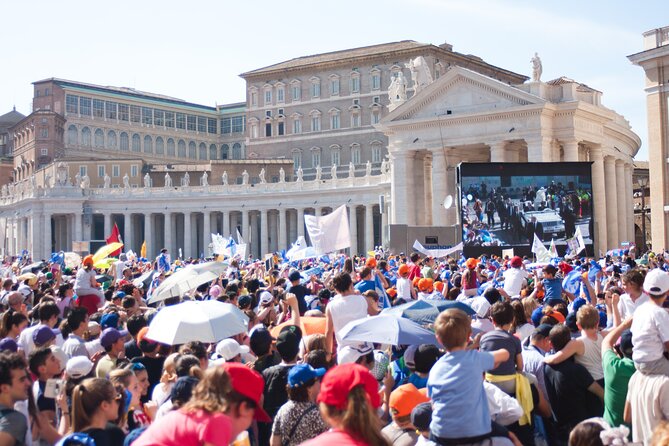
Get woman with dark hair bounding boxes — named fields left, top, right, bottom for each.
left=301, top=363, right=390, bottom=446
left=70, top=378, right=126, bottom=446
left=133, top=363, right=270, bottom=446
left=0, top=310, right=28, bottom=339
left=271, top=364, right=328, bottom=446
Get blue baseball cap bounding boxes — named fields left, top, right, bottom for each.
left=100, top=313, right=119, bottom=330
left=287, top=363, right=326, bottom=388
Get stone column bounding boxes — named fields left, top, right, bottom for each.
left=390, top=149, right=414, bottom=225
left=164, top=212, right=172, bottom=255
left=563, top=139, right=579, bottom=162
left=615, top=160, right=627, bottom=243
left=365, top=204, right=374, bottom=251
left=203, top=211, right=211, bottom=256
left=222, top=211, right=230, bottom=238
left=241, top=209, right=249, bottom=243
left=625, top=164, right=634, bottom=243
left=431, top=149, right=447, bottom=224
left=590, top=146, right=608, bottom=253
left=260, top=209, right=268, bottom=256
left=349, top=205, right=358, bottom=255
left=43, top=213, right=51, bottom=259
left=123, top=213, right=132, bottom=252
left=103, top=213, right=111, bottom=238
left=604, top=156, right=619, bottom=249
left=526, top=136, right=552, bottom=162
left=74, top=214, right=82, bottom=245
left=423, top=152, right=433, bottom=226
left=296, top=208, right=305, bottom=239
left=278, top=208, right=287, bottom=251
left=489, top=141, right=507, bottom=162
left=250, top=211, right=259, bottom=258
left=183, top=212, right=192, bottom=258
left=381, top=200, right=388, bottom=247
left=144, top=213, right=153, bottom=260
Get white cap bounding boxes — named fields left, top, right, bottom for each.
left=215, top=338, right=250, bottom=361
left=258, top=290, right=273, bottom=305
left=337, top=343, right=374, bottom=365
left=66, top=356, right=94, bottom=379
left=50, top=346, right=68, bottom=373
left=644, top=269, right=669, bottom=296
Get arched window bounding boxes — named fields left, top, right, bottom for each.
left=67, top=125, right=78, bottom=146
left=232, top=143, right=242, bottom=160
left=177, top=140, right=186, bottom=157
left=94, top=129, right=104, bottom=148
left=155, top=137, right=164, bottom=155
left=132, top=134, right=141, bottom=152
left=209, top=144, right=217, bottom=160
left=120, top=132, right=129, bottom=151
left=199, top=142, right=207, bottom=160
left=107, top=130, right=117, bottom=149
left=144, top=135, right=153, bottom=153
left=167, top=138, right=175, bottom=156
left=188, top=142, right=197, bottom=159
left=81, top=127, right=91, bottom=147
left=221, top=144, right=229, bottom=160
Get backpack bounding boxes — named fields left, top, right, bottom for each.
left=55, top=433, right=96, bottom=446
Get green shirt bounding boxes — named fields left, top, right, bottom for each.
left=602, top=349, right=635, bottom=430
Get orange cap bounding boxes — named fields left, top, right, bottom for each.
left=398, top=264, right=410, bottom=277
left=83, top=255, right=94, bottom=267
left=386, top=287, right=397, bottom=298
left=465, top=258, right=479, bottom=270
left=389, top=383, right=430, bottom=418
left=434, top=281, right=445, bottom=293
left=412, top=277, right=422, bottom=287
left=547, top=310, right=566, bottom=324
left=365, top=258, right=377, bottom=268
left=418, top=278, right=434, bottom=292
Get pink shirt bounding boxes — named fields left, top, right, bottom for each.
left=301, top=429, right=370, bottom=446
left=132, top=409, right=233, bottom=446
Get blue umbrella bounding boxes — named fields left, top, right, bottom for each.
left=383, top=299, right=475, bottom=326
left=339, top=315, right=439, bottom=346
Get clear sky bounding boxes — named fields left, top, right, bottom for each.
left=2, top=0, right=666, bottom=160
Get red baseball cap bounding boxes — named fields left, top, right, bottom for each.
left=317, top=363, right=381, bottom=410
left=221, top=362, right=272, bottom=422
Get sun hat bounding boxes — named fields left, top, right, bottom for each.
left=220, top=362, right=272, bottom=422
left=317, top=363, right=381, bottom=410
left=389, top=383, right=430, bottom=418
left=287, top=363, right=326, bottom=387
left=644, top=269, right=669, bottom=295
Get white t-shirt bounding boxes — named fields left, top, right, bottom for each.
left=396, top=277, right=413, bottom=301
left=626, top=371, right=669, bottom=445
left=618, top=292, right=650, bottom=321
left=503, top=268, right=528, bottom=297
left=327, top=293, right=368, bottom=352
left=631, top=301, right=669, bottom=363
left=74, top=268, right=96, bottom=292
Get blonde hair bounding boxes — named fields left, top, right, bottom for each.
left=576, top=305, right=600, bottom=330
left=182, top=366, right=233, bottom=414
left=652, top=421, right=669, bottom=446
left=320, top=386, right=390, bottom=446
left=434, top=309, right=471, bottom=350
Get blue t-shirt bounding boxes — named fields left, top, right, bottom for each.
left=543, top=277, right=563, bottom=303
left=354, top=279, right=375, bottom=294
left=428, top=350, right=494, bottom=439
left=408, top=373, right=428, bottom=389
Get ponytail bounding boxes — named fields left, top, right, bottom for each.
left=322, top=386, right=390, bottom=446
left=71, top=378, right=115, bottom=432
left=0, top=310, right=28, bottom=338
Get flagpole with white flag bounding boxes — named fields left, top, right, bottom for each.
left=304, top=205, right=351, bottom=255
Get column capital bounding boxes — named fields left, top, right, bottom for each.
left=604, top=154, right=616, bottom=164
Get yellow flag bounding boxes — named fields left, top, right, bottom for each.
left=140, top=241, right=147, bottom=259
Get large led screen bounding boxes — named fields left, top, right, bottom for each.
left=458, top=162, right=594, bottom=257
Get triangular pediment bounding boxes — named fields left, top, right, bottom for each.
left=383, top=66, right=545, bottom=123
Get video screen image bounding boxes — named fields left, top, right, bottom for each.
left=458, top=162, right=594, bottom=255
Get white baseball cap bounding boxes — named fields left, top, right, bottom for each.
left=66, top=356, right=94, bottom=379
left=644, top=269, right=669, bottom=296
left=215, top=338, right=250, bottom=361
left=337, top=343, right=374, bottom=365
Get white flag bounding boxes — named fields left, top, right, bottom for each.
left=304, top=205, right=351, bottom=255
left=531, top=234, right=552, bottom=263
left=549, top=239, right=558, bottom=259
left=574, top=226, right=586, bottom=255
left=286, top=236, right=318, bottom=261
left=211, top=234, right=228, bottom=255
left=236, top=228, right=245, bottom=245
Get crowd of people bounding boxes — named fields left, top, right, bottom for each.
left=0, top=246, right=669, bottom=446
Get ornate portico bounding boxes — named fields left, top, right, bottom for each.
left=377, top=66, right=640, bottom=254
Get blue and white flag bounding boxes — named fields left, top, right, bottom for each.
left=562, top=269, right=582, bottom=295
left=374, top=273, right=392, bottom=309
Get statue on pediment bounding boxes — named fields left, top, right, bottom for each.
left=242, top=170, right=249, bottom=185
left=388, top=72, right=408, bottom=111
left=123, top=173, right=130, bottom=188
left=259, top=168, right=266, bottom=184
left=201, top=171, right=208, bottom=187
left=56, top=162, right=68, bottom=186
left=296, top=166, right=303, bottom=182
left=164, top=172, right=172, bottom=188
left=348, top=162, right=355, bottom=178
left=366, top=160, right=372, bottom=177
left=406, top=56, right=433, bottom=94
left=315, top=165, right=322, bottom=182
left=182, top=172, right=190, bottom=187
left=279, top=167, right=285, bottom=183
left=81, top=174, right=90, bottom=190
left=103, top=173, right=110, bottom=189
left=221, top=170, right=228, bottom=186
left=330, top=164, right=337, bottom=180
left=531, top=52, right=542, bottom=82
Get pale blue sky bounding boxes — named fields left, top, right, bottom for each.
left=2, top=0, right=666, bottom=160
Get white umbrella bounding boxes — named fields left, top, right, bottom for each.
left=340, top=315, right=438, bottom=346
left=147, top=267, right=217, bottom=304
left=146, top=300, right=249, bottom=345
left=189, top=260, right=228, bottom=276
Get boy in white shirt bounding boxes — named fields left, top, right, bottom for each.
left=396, top=264, right=416, bottom=302
left=631, top=268, right=669, bottom=376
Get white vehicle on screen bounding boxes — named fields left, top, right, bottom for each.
left=519, top=208, right=565, bottom=238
